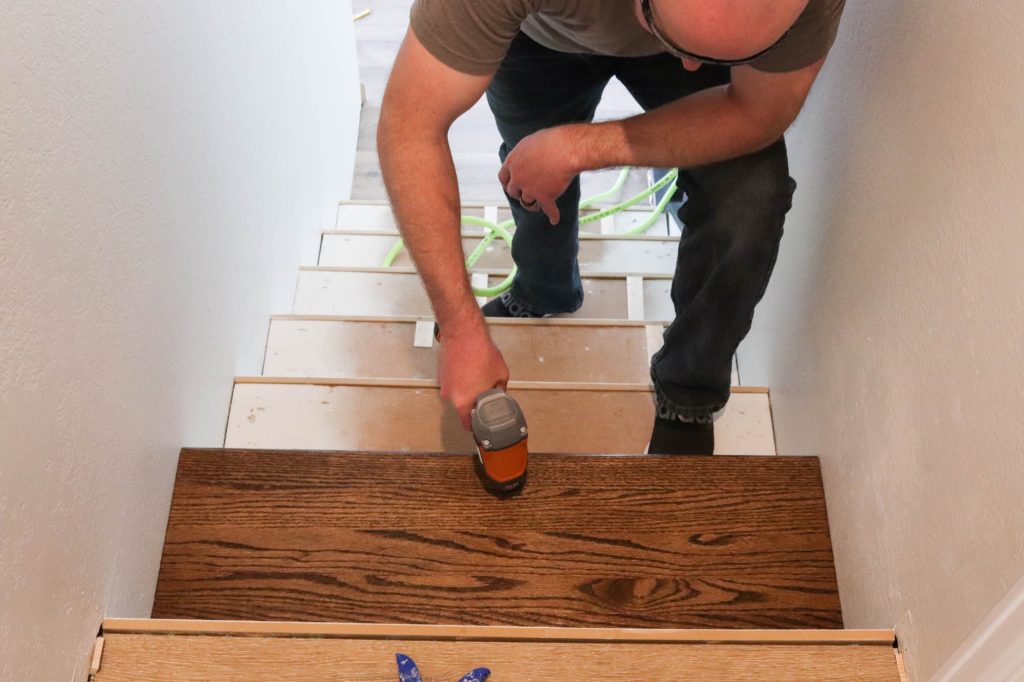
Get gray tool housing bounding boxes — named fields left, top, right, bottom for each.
left=471, top=388, right=527, bottom=451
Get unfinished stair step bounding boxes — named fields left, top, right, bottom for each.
left=96, top=621, right=901, bottom=681
left=265, top=317, right=654, bottom=383
left=152, top=449, right=835, bottom=626
left=293, top=267, right=675, bottom=322
left=336, top=200, right=674, bottom=235
left=225, top=380, right=775, bottom=455
left=352, top=151, right=653, bottom=204
left=264, top=316, right=740, bottom=385
left=320, top=230, right=679, bottom=274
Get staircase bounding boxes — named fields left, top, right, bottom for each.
left=86, top=4, right=907, bottom=680
left=86, top=197, right=905, bottom=680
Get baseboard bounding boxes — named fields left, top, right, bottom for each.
left=930, top=571, right=1024, bottom=681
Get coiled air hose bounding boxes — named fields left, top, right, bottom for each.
left=382, top=167, right=678, bottom=297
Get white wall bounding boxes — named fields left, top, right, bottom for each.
left=0, top=2, right=359, bottom=679
left=740, top=1, right=1024, bottom=679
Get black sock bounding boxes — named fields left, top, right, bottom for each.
left=648, top=416, right=714, bottom=455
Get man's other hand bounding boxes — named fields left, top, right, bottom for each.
left=498, top=126, right=578, bottom=225
left=437, top=328, right=511, bottom=431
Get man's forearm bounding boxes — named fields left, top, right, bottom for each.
left=567, top=84, right=790, bottom=174
left=378, top=119, right=486, bottom=339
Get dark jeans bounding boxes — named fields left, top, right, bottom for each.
left=486, top=32, right=796, bottom=417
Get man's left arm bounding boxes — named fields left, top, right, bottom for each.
left=499, top=59, right=824, bottom=221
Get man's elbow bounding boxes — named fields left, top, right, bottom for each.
left=737, top=97, right=803, bottom=154
left=377, top=100, right=449, bottom=158
left=762, top=108, right=801, bottom=146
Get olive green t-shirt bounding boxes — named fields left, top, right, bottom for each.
left=410, top=0, right=845, bottom=75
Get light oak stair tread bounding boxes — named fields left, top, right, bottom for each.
left=224, top=381, right=775, bottom=455
left=95, top=624, right=899, bottom=681
left=292, top=267, right=675, bottom=321
left=151, top=450, right=836, bottom=627
left=319, top=230, right=679, bottom=274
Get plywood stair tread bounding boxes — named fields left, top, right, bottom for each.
left=152, top=449, right=839, bottom=628
left=324, top=228, right=680, bottom=240
left=335, top=199, right=676, bottom=235
left=319, top=230, right=679, bottom=273
left=95, top=621, right=899, bottom=682
left=352, top=150, right=654, bottom=205
left=265, top=317, right=658, bottom=384
left=293, top=267, right=675, bottom=321
left=225, top=380, right=775, bottom=455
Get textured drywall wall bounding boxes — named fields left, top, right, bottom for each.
left=739, top=1, right=1024, bottom=679
left=0, top=2, right=359, bottom=680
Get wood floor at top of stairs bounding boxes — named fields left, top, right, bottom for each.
left=152, top=449, right=841, bottom=629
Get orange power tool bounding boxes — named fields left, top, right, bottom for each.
left=471, top=388, right=528, bottom=494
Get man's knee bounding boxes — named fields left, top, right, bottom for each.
left=678, top=142, right=795, bottom=246
left=702, top=139, right=792, bottom=202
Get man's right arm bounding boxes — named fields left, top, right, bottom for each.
left=377, top=30, right=508, bottom=430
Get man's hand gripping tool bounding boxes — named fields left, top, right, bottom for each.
left=471, top=388, right=528, bottom=493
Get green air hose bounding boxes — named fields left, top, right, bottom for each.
left=381, top=167, right=677, bottom=296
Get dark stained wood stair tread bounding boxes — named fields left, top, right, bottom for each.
left=153, top=449, right=842, bottom=629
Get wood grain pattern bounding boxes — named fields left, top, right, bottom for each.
left=95, top=633, right=899, bottom=681
left=154, top=450, right=841, bottom=628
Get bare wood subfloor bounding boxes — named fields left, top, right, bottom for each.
left=153, top=449, right=841, bottom=629
left=224, top=383, right=775, bottom=455
left=292, top=268, right=677, bottom=321
left=335, top=202, right=673, bottom=235
left=263, top=318, right=656, bottom=383
left=319, top=231, right=680, bottom=273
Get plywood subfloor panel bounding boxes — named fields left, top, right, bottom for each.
left=293, top=268, right=674, bottom=322
left=96, top=633, right=896, bottom=681
left=320, top=232, right=679, bottom=274
left=225, top=383, right=775, bottom=455
left=264, top=318, right=654, bottom=383
left=336, top=201, right=674, bottom=235
left=153, top=450, right=839, bottom=627
left=352, top=150, right=653, bottom=204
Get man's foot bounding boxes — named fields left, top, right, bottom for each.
left=647, top=416, right=714, bottom=455
left=435, top=292, right=544, bottom=341
left=481, top=291, right=546, bottom=319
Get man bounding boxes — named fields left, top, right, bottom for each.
left=378, top=0, right=845, bottom=454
